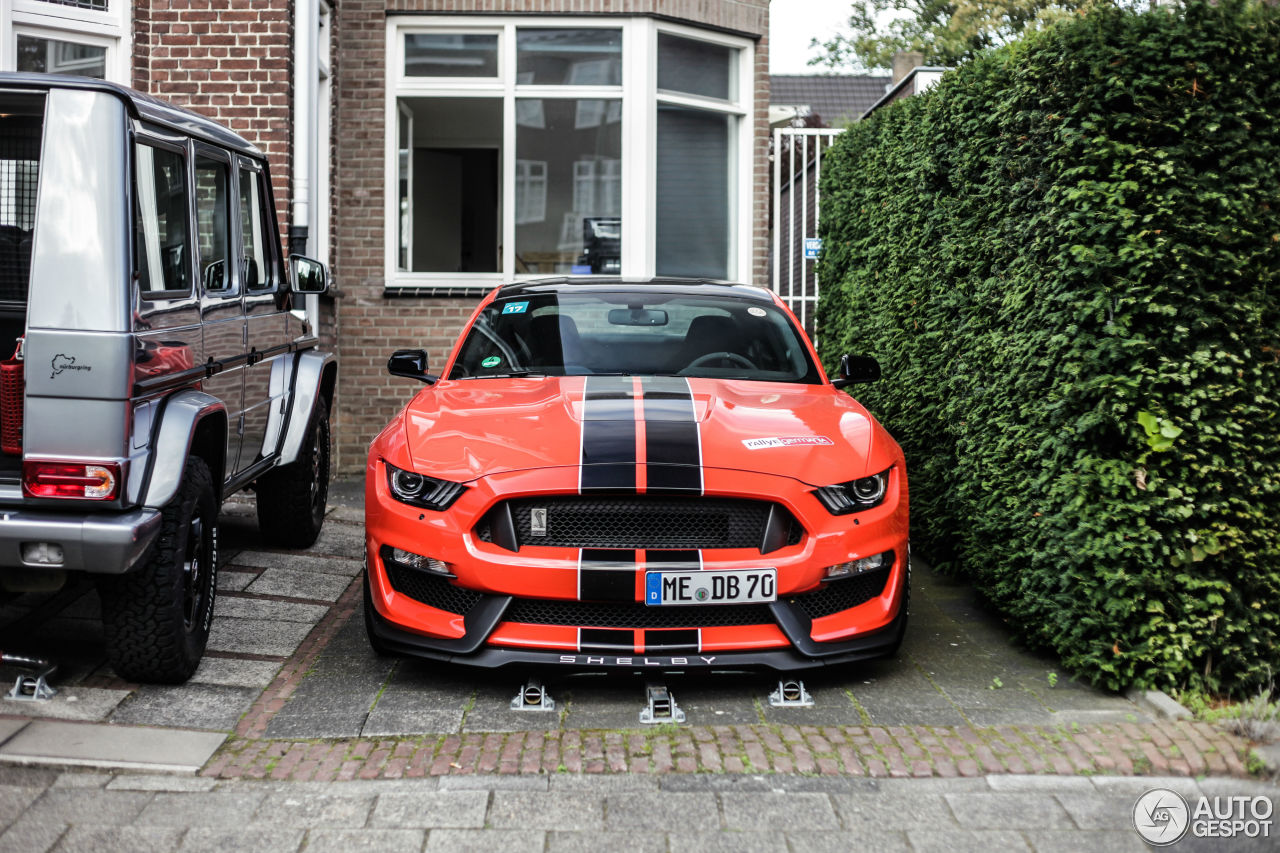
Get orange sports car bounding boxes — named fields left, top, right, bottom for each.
left=364, top=278, right=909, bottom=670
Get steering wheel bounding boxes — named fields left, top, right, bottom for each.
left=682, top=351, right=758, bottom=373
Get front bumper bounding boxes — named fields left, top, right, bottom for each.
left=0, top=506, right=162, bottom=573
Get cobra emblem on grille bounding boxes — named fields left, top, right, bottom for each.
left=530, top=507, right=548, bottom=537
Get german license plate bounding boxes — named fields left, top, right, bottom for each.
left=644, top=569, right=777, bottom=606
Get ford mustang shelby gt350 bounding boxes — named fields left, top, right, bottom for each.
left=364, top=278, right=909, bottom=670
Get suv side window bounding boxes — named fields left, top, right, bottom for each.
left=238, top=166, right=273, bottom=291
left=195, top=154, right=231, bottom=292
left=134, top=144, right=191, bottom=295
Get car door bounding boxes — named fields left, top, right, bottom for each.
left=235, top=157, right=288, bottom=474
left=194, top=146, right=245, bottom=482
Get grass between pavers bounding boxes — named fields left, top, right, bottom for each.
left=200, top=720, right=1256, bottom=783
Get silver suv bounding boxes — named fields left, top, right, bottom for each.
left=0, top=74, right=336, bottom=683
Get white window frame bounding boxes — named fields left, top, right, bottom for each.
left=384, top=15, right=754, bottom=291
left=2, top=0, right=131, bottom=83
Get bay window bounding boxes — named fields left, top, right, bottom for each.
left=386, top=16, right=753, bottom=290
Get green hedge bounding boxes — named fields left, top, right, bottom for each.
left=817, top=0, right=1280, bottom=696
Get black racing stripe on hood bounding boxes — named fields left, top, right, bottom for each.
left=580, top=375, right=637, bottom=493
left=642, top=376, right=702, bottom=496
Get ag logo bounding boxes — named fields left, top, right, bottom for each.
left=1133, top=788, right=1190, bottom=846
left=529, top=508, right=548, bottom=537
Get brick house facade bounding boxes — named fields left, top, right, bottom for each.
left=0, top=0, right=770, bottom=474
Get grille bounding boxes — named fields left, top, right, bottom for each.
left=505, top=598, right=774, bottom=629
left=479, top=496, right=802, bottom=551
left=787, top=570, right=890, bottom=620
left=385, top=563, right=484, bottom=615
left=0, top=97, right=43, bottom=302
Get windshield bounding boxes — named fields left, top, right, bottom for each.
left=448, top=291, right=821, bottom=383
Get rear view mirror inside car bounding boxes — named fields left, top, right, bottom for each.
left=608, top=307, right=668, bottom=326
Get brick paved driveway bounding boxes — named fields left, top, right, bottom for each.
left=0, top=477, right=1260, bottom=784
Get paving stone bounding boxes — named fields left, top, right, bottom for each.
left=207, top=617, right=315, bottom=657
left=245, top=568, right=352, bottom=602
left=217, top=571, right=258, bottom=592
left=51, top=825, right=184, bottom=853
left=602, top=792, right=716, bottom=830
left=425, top=829, right=546, bottom=852
left=663, top=679, right=770, bottom=726
left=907, top=829, right=1032, bottom=852
left=367, top=791, right=489, bottom=829
left=945, top=793, right=1076, bottom=830
left=303, top=828, right=425, bottom=853
left=308, top=524, right=366, bottom=559
left=986, top=775, right=1096, bottom=793
left=105, top=775, right=218, bottom=792
left=963, top=708, right=1066, bottom=726
left=1024, top=830, right=1146, bottom=852
left=0, top=765, right=58, bottom=787
left=439, top=775, right=549, bottom=791
left=178, top=827, right=305, bottom=853
left=23, top=789, right=152, bottom=826
left=0, top=720, right=225, bottom=773
left=0, top=783, right=43, bottom=829
left=0, top=687, right=131, bottom=723
left=552, top=774, right=659, bottom=792
left=135, top=792, right=265, bottom=826
left=0, top=814, right=67, bottom=853
left=785, top=830, right=912, bottom=852
left=547, top=830, right=668, bottom=853
left=214, top=597, right=329, bottom=623
left=231, top=551, right=360, bottom=577
left=1090, top=777, right=1204, bottom=798
left=361, top=665, right=472, bottom=735
left=109, top=684, right=258, bottom=731
left=667, top=832, right=788, bottom=853
left=252, top=791, right=376, bottom=827
left=326, top=506, right=365, bottom=526
left=489, top=792, right=605, bottom=831
left=870, top=778, right=990, bottom=795
left=1054, top=792, right=1137, bottom=831
left=50, top=772, right=108, bottom=788
left=831, top=792, right=958, bottom=831
left=264, top=668, right=391, bottom=739
left=722, top=791, right=841, bottom=832
left=189, top=656, right=283, bottom=689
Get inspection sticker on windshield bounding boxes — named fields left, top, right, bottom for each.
left=502, top=301, right=529, bottom=314
left=481, top=356, right=502, bottom=368
left=742, top=436, right=835, bottom=450
left=747, top=306, right=767, bottom=317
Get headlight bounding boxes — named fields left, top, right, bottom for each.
left=384, top=462, right=466, bottom=511
left=814, top=467, right=891, bottom=515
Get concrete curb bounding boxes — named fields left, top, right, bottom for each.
left=1124, top=688, right=1193, bottom=721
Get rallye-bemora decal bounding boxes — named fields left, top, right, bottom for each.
left=578, top=376, right=703, bottom=495
left=742, top=436, right=835, bottom=450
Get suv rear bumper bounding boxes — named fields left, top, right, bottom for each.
left=0, top=507, right=162, bottom=573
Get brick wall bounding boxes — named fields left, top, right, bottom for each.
left=332, top=0, right=770, bottom=473
left=132, top=0, right=296, bottom=256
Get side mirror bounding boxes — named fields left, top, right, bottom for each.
left=388, top=349, right=437, bottom=384
left=290, top=255, right=329, bottom=294
left=831, top=354, right=881, bottom=389
left=202, top=259, right=226, bottom=291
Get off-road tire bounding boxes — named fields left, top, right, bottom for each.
left=99, top=456, right=218, bottom=684
left=363, top=565, right=394, bottom=658
left=256, top=403, right=330, bottom=548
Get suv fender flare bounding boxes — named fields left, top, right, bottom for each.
left=140, top=391, right=228, bottom=509
left=278, top=349, right=336, bottom=466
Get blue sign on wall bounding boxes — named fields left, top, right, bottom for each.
left=804, top=238, right=822, bottom=260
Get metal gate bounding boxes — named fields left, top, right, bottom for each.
left=771, top=127, right=842, bottom=345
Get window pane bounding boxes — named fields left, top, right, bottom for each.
left=195, top=157, right=231, bottom=291
left=399, top=97, right=502, bottom=273
left=658, top=34, right=734, bottom=101
left=516, top=99, right=621, bottom=276
left=134, top=145, right=190, bottom=294
left=17, top=35, right=107, bottom=79
left=516, top=29, right=621, bottom=86
left=405, top=34, right=498, bottom=77
left=239, top=169, right=271, bottom=290
left=36, top=1, right=108, bottom=10
left=656, top=106, right=732, bottom=280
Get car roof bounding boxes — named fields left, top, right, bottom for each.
left=0, top=72, right=262, bottom=158
left=494, top=277, right=778, bottom=303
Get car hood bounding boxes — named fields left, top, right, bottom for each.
left=402, top=376, right=880, bottom=487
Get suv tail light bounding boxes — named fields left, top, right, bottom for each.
left=23, top=461, right=121, bottom=500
